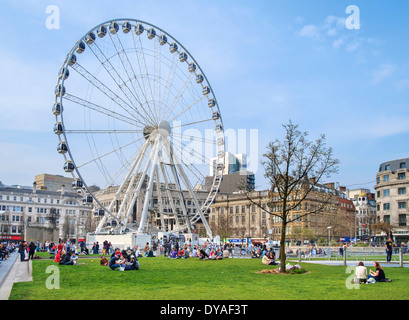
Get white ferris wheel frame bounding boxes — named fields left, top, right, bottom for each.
left=53, top=18, right=225, bottom=238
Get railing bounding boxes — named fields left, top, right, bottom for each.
left=286, top=246, right=409, bottom=266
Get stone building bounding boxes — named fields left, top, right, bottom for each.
left=0, top=182, right=92, bottom=242
left=375, top=158, right=409, bottom=243
left=208, top=181, right=356, bottom=245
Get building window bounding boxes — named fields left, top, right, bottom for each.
left=235, top=206, right=239, bottom=214
left=383, top=175, right=389, bottom=182
left=377, top=191, right=380, bottom=198
left=384, top=215, right=390, bottom=223
left=400, top=162, right=406, bottom=169
left=383, top=189, right=390, bottom=197
left=398, top=187, right=406, bottom=195
left=385, top=165, right=391, bottom=170
left=399, top=214, right=407, bottom=227
left=241, top=205, right=245, bottom=213
left=398, top=172, right=406, bottom=180
left=376, top=177, right=380, bottom=184
left=383, top=203, right=390, bottom=210
left=398, top=202, right=407, bottom=209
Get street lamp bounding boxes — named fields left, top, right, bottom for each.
left=327, top=226, right=332, bottom=247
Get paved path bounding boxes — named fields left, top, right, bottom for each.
left=0, top=252, right=32, bottom=300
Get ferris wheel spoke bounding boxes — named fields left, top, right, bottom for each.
left=162, top=52, right=179, bottom=115
left=132, top=32, right=158, bottom=124
left=171, top=118, right=215, bottom=129
left=64, top=93, right=141, bottom=128
left=166, top=71, right=195, bottom=120
left=65, top=129, right=143, bottom=134
left=70, top=63, right=148, bottom=128
left=167, top=95, right=207, bottom=124
left=171, top=142, right=206, bottom=185
left=86, top=40, right=157, bottom=126
left=76, top=136, right=145, bottom=169
left=171, top=131, right=219, bottom=145
left=108, top=31, right=159, bottom=125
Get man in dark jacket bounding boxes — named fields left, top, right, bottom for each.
left=28, top=242, right=36, bottom=260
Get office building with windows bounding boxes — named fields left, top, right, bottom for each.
left=375, top=158, right=409, bottom=243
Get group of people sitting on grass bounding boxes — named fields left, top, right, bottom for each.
left=354, top=261, right=392, bottom=283
left=166, top=244, right=228, bottom=260
left=55, top=250, right=79, bottom=265
left=99, top=247, right=140, bottom=271
left=100, top=249, right=139, bottom=271
left=261, top=251, right=279, bottom=266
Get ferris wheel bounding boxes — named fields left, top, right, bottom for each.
left=53, top=19, right=225, bottom=237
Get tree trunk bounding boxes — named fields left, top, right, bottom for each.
left=280, top=221, right=287, bottom=273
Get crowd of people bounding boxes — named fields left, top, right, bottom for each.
left=1, top=242, right=16, bottom=262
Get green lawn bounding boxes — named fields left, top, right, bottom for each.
left=9, top=256, right=409, bottom=300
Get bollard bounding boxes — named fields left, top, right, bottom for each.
left=400, top=247, right=403, bottom=267
left=298, top=248, right=301, bottom=263
left=343, top=246, right=347, bottom=266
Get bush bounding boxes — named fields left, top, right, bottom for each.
left=282, top=263, right=307, bottom=274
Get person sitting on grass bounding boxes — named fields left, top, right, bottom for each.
left=169, top=248, right=178, bottom=259
left=215, top=249, right=223, bottom=260
left=70, top=252, right=78, bottom=265
left=54, top=250, right=62, bottom=263
left=354, top=261, right=368, bottom=284
left=109, top=254, right=121, bottom=270
left=368, top=262, right=386, bottom=282
left=123, top=255, right=140, bottom=270
left=199, top=249, right=209, bottom=260
left=100, top=256, right=109, bottom=266
left=178, top=248, right=185, bottom=259
left=59, top=250, right=71, bottom=265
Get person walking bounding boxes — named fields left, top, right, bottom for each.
left=385, top=237, right=393, bottom=262
left=18, top=241, right=26, bottom=261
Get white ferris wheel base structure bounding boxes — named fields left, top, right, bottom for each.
left=93, top=120, right=213, bottom=238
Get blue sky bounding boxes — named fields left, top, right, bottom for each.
left=1, top=0, right=409, bottom=192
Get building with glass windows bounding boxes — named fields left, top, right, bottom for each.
left=375, top=158, right=409, bottom=244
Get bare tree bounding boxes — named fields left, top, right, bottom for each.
left=241, top=120, right=339, bottom=272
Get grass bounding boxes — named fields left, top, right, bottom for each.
left=9, top=256, right=409, bottom=300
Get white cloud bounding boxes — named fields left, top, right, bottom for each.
left=371, top=64, right=396, bottom=84
left=299, top=24, right=319, bottom=38
left=332, top=38, right=344, bottom=48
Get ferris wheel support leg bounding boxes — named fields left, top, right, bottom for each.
left=158, top=160, right=182, bottom=232
left=154, top=166, right=166, bottom=231
left=116, top=140, right=151, bottom=228
left=163, top=139, right=212, bottom=237
left=174, top=161, right=213, bottom=238
left=137, top=136, right=161, bottom=234
left=123, top=137, right=159, bottom=231
left=161, top=141, right=192, bottom=233
left=95, top=140, right=149, bottom=234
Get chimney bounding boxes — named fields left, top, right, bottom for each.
left=61, top=184, right=65, bottom=196
left=33, top=182, right=37, bottom=194
left=339, top=186, right=346, bottom=192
